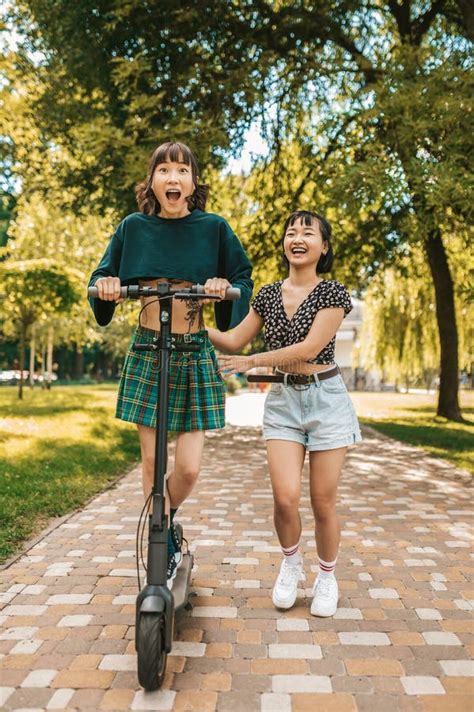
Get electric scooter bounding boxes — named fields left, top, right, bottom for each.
left=87, top=281, right=240, bottom=690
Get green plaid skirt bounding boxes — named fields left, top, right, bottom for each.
left=116, top=326, right=225, bottom=432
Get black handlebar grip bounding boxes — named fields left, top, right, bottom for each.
left=87, top=286, right=128, bottom=299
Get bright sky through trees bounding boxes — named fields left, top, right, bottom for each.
left=226, top=123, right=268, bottom=175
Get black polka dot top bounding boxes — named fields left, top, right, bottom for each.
left=251, top=279, right=352, bottom=365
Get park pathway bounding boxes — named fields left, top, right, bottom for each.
left=1, top=394, right=473, bottom=712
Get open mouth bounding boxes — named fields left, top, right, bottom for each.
left=166, top=190, right=182, bottom=203
left=291, top=246, right=307, bottom=255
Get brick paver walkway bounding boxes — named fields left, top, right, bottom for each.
left=1, top=405, right=473, bottom=711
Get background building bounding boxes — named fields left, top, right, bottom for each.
left=336, top=298, right=382, bottom=390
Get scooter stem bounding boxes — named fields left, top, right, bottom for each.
left=146, top=290, right=172, bottom=586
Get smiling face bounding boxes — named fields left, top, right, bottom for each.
left=283, top=217, right=328, bottom=269
left=151, top=157, right=195, bottom=218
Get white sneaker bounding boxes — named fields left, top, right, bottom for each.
left=310, top=574, right=339, bottom=617
left=272, top=558, right=304, bottom=609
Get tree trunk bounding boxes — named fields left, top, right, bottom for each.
left=46, top=326, right=54, bottom=389
left=95, top=349, right=107, bottom=381
left=73, top=343, right=84, bottom=381
left=29, top=323, right=36, bottom=388
left=56, top=347, right=67, bottom=380
left=41, top=344, right=46, bottom=389
left=399, top=166, right=463, bottom=420
left=424, top=229, right=462, bottom=421
left=18, top=323, right=25, bottom=400
left=424, top=370, right=431, bottom=393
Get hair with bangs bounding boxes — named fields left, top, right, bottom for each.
left=135, top=141, right=209, bottom=215
left=280, top=209, right=334, bottom=273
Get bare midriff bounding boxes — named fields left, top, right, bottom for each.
left=138, top=278, right=205, bottom=334
left=277, top=361, right=337, bottom=376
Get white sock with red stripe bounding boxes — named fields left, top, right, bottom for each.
left=318, top=555, right=337, bottom=579
left=281, top=543, right=301, bottom=566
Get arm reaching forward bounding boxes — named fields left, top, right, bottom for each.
left=218, top=307, right=344, bottom=374
left=207, top=307, right=263, bottom=353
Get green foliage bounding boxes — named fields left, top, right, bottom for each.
left=358, top=228, right=473, bottom=390
left=360, top=252, right=440, bottom=386
left=210, top=8, right=472, bottom=419
left=0, top=258, right=82, bottom=336
left=0, top=191, right=15, bottom=250
left=9, top=1, right=270, bottom=212
left=3, top=2, right=472, bottom=417
left=0, top=384, right=140, bottom=561
left=2, top=188, right=143, bottom=359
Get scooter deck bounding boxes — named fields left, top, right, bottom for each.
left=172, top=553, right=194, bottom=611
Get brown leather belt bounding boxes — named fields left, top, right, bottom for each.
left=247, top=365, right=340, bottom=385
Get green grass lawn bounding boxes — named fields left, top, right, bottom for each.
left=351, top=391, right=474, bottom=475
left=0, top=385, right=140, bottom=563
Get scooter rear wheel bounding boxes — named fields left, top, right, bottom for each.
left=136, top=611, right=167, bottom=690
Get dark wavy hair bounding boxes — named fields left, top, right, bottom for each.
left=135, top=141, right=209, bottom=216
left=281, top=210, right=334, bottom=273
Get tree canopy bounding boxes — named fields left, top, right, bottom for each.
left=2, top=1, right=473, bottom=418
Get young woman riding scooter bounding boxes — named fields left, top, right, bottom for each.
left=88, top=141, right=253, bottom=586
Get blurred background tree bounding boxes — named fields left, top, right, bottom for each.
left=0, top=258, right=81, bottom=398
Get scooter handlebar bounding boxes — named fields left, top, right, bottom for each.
left=87, top=284, right=241, bottom=301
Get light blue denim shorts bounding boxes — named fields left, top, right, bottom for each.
left=263, top=371, right=362, bottom=451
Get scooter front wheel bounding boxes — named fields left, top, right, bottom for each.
left=136, top=611, right=167, bottom=690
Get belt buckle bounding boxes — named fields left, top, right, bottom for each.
left=289, top=374, right=307, bottom=390
left=183, top=333, right=193, bottom=344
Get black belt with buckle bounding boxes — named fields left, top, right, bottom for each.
left=247, top=365, right=339, bottom=385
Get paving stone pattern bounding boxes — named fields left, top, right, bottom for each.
left=1, top=425, right=473, bottom=711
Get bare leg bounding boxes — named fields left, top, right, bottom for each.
left=166, top=431, right=205, bottom=508
left=137, top=424, right=158, bottom=501
left=266, top=440, right=306, bottom=548
left=137, top=425, right=205, bottom=511
left=308, top=447, right=347, bottom=562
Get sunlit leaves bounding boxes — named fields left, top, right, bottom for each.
left=0, top=258, right=81, bottom=336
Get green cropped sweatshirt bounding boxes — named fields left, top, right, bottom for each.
left=88, top=210, right=253, bottom=330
